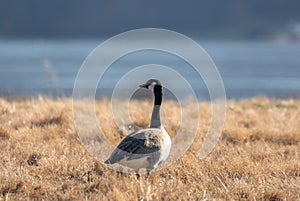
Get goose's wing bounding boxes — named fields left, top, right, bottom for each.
left=105, top=130, right=161, bottom=164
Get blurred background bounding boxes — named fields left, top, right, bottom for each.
left=0, top=0, right=300, bottom=99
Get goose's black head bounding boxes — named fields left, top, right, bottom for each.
left=139, top=79, right=163, bottom=105
left=139, top=79, right=162, bottom=91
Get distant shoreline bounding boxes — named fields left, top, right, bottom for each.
left=0, top=94, right=300, bottom=102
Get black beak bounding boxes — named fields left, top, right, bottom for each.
left=139, top=83, right=149, bottom=88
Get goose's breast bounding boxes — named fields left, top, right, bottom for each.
left=158, top=129, right=171, bottom=163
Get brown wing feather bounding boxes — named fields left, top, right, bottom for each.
left=105, top=129, right=163, bottom=164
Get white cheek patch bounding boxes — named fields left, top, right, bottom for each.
left=148, top=82, right=156, bottom=91
left=149, top=85, right=154, bottom=91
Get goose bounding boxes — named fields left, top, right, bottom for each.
left=105, top=79, right=171, bottom=176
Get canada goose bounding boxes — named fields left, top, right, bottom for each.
left=105, top=79, right=171, bottom=176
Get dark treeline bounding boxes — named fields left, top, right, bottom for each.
left=0, top=0, right=299, bottom=39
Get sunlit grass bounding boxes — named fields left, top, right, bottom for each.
left=0, top=97, right=299, bottom=200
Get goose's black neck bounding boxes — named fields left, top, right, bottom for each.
left=150, top=85, right=162, bottom=128
left=153, top=85, right=162, bottom=106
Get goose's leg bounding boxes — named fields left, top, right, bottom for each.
left=146, top=169, right=151, bottom=179
left=135, top=169, right=141, bottom=180
left=145, top=169, right=152, bottom=200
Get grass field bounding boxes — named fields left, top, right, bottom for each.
left=0, top=97, right=299, bottom=200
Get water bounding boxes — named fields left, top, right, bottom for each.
left=0, top=39, right=299, bottom=99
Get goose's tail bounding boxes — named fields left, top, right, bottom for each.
left=104, top=159, right=111, bottom=164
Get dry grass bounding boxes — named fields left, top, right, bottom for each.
left=0, top=96, right=299, bottom=200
